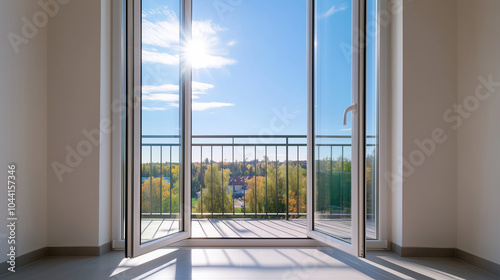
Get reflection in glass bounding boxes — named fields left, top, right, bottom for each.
left=140, top=0, right=182, bottom=244
left=365, top=0, right=378, bottom=240
left=314, top=0, right=353, bottom=243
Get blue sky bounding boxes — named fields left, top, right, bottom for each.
left=140, top=0, right=376, bottom=139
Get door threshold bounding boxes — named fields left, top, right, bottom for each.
left=169, top=238, right=324, bottom=247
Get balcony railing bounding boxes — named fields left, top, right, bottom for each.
left=140, top=135, right=372, bottom=220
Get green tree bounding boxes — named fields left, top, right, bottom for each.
left=141, top=177, right=179, bottom=215
left=194, top=164, right=233, bottom=214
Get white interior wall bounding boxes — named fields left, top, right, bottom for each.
left=1, top=0, right=499, bottom=267
left=457, top=0, right=500, bottom=265
left=99, top=0, right=113, bottom=247
left=0, top=0, right=118, bottom=255
left=400, top=0, right=458, bottom=248
left=0, top=0, right=48, bottom=262
left=47, top=0, right=107, bottom=247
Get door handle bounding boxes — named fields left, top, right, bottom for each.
left=343, top=103, right=357, bottom=126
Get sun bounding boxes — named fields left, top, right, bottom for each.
left=185, top=38, right=210, bottom=69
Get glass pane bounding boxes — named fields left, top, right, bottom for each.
left=366, top=0, right=378, bottom=240
left=314, top=0, right=353, bottom=243
left=140, top=0, right=182, bottom=244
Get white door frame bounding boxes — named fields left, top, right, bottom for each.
left=119, top=0, right=384, bottom=255
left=306, top=0, right=367, bottom=258
left=125, top=0, right=192, bottom=258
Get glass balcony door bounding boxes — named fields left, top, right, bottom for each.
left=125, top=0, right=375, bottom=257
left=126, top=0, right=192, bottom=258
left=307, top=0, right=367, bottom=257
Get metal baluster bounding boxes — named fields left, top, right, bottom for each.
left=297, top=145, right=299, bottom=217
left=200, top=146, right=203, bottom=215
left=170, top=146, right=172, bottom=216
left=211, top=146, right=213, bottom=216
left=265, top=146, right=268, bottom=216
left=150, top=145, right=153, bottom=215
left=160, top=146, right=163, bottom=216
left=286, top=138, right=289, bottom=221
left=275, top=145, right=278, bottom=216
left=341, top=146, right=344, bottom=218
left=243, top=146, right=246, bottom=216
left=317, top=145, right=320, bottom=217
left=232, top=138, right=235, bottom=215
left=222, top=146, right=224, bottom=216
left=254, top=146, right=257, bottom=216
left=141, top=148, right=144, bottom=215
left=330, top=145, right=333, bottom=216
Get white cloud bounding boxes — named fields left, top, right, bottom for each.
left=143, top=93, right=178, bottom=102
left=192, top=81, right=215, bottom=94
left=141, top=81, right=214, bottom=104
left=142, top=106, right=167, bottom=111
left=142, top=13, right=179, bottom=48
left=141, top=8, right=236, bottom=69
left=142, top=18, right=226, bottom=49
left=143, top=49, right=236, bottom=69
left=192, top=102, right=234, bottom=111
left=140, top=6, right=235, bottom=112
left=142, top=50, right=179, bottom=66
left=317, top=3, right=348, bottom=18
left=142, top=98, right=233, bottom=111
left=142, top=81, right=214, bottom=96
left=193, top=20, right=227, bottom=37
left=142, top=83, right=178, bottom=94
left=191, top=54, right=236, bottom=69
left=142, top=6, right=177, bottom=19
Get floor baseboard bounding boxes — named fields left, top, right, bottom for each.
left=391, top=243, right=500, bottom=277
left=456, top=249, right=500, bottom=277
left=48, top=242, right=112, bottom=256
left=1, top=247, right=48, bottom=275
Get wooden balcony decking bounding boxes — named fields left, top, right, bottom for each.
left=141, top=218, right=376, bottom=243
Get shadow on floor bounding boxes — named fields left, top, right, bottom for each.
left=2, top=248, right=499, bottom=280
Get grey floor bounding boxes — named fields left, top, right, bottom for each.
left=1, top=249, right=499, bottom=280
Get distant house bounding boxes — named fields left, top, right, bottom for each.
left=227, top=176, right=250, bottom=198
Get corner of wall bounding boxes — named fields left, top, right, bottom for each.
left=456, top=0, right=500, bottom=265
left=0, top=0, right=49, bottom=265
left=387, top=0, right=404, bottom=248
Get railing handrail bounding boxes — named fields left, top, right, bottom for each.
left=140, top=134, right=374, bottom=219
left=142, top=134, right=375, bottom=138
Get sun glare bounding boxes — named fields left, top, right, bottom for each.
left=185, top=39, right=210, bottom=69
